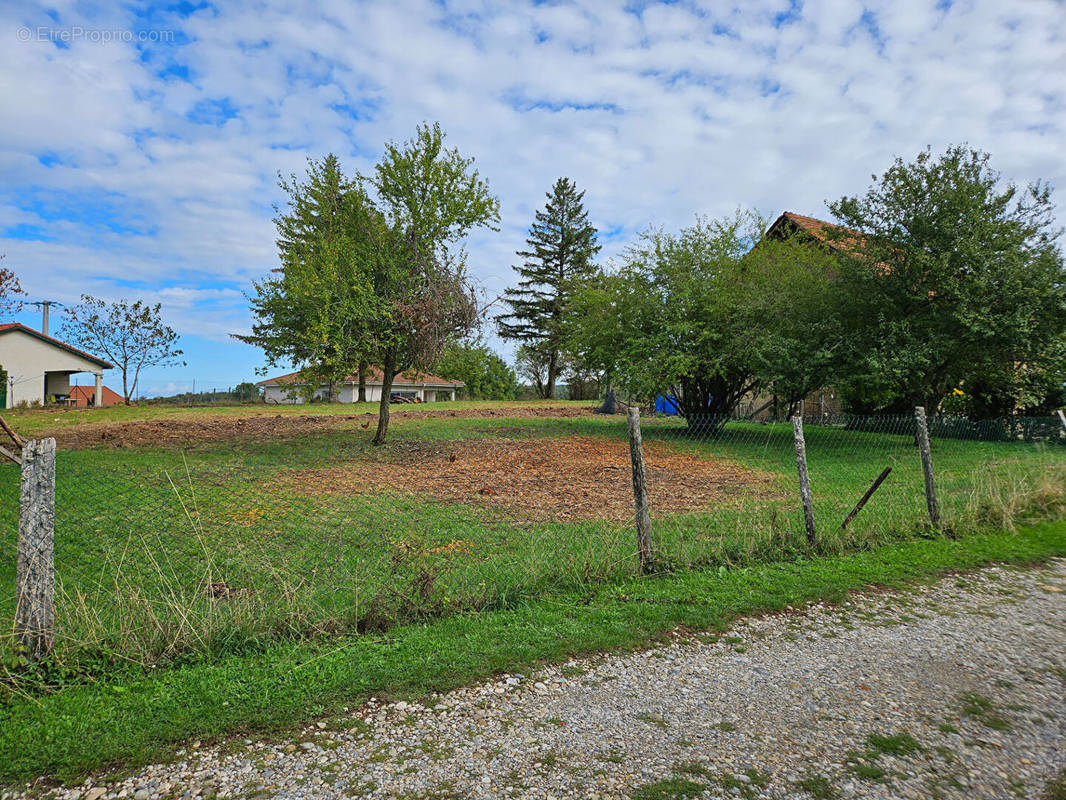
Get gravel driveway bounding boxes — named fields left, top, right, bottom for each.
left=23, top=559, right=1066, bottom=800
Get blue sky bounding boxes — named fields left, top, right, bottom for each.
left=2, top=0, right=1065, bottom=397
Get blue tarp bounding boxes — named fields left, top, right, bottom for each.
left=654, top=394, right=680, bottom=415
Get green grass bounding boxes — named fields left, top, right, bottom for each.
left=959, top=692, right=1012, bottom=731
left=796, top=773, right=840, bottom=799
left=865, top=731, right=922, bottom=757
left=630, top=777, right=707, bottom=800
left=2, top=412, right=1062, bottom=676
left=0, top=521, right=1064, bottom=786
left=1044, top=768, right=1066, bottom=800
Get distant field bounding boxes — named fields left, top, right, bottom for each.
left=4, top=398, right=591, bottom=441
left=2, top=406, right=1062, bottom=678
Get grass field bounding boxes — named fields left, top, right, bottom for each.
left=2, top=522, right=1065, bottom=786
left=1, top=402, right=1065, bottom=785
left=2, top=398, right=589, bottom=439
left=2, top=406, right=1063, bottom=676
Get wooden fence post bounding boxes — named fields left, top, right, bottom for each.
left=16, top=438, right=56, bottom=660
left=791, top=416, right=817, bottom=545
left=914, top=406, right=941, bottom=529
left=1057, top=409, right=1066, bottom=435
left=626, top=406, right=654, bottom=574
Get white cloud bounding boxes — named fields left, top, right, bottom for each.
left=1, top=0, right=1064, bottom=371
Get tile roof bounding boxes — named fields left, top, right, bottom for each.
left=69, top=384, right=124, bottom=406
left=768, top=212, right=866, bottom=254
left=0, top=323, right=114, bottom=369
left=257, top=368, right=464, bottom=388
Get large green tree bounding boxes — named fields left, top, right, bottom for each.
left=567, top=211, right=841, bottom=426
left=496, top=177, right=600, bottom=399
left=828, top=145, right=1066, bottom=415
left=366, top=122, right=500, bottom=443
left=240, top=124, right=499, bottom=444
left=237, top=154, right=379, bottom=401
left=433, top=340, right=519, bottom=400
left=568, top=213, right=762, bottom=423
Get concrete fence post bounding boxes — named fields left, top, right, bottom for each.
left=15, top=438, right=56, bottom=660
left=792, top=416, right=817, bottom=545
left=626, top=406, right=654, bottom=574
left=914, top=407, right=941, bottom=529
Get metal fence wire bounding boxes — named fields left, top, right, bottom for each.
left=1, top=409, right=1064, bottom=672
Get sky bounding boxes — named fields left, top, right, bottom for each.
left=1, top=0, right=1064, bottom=397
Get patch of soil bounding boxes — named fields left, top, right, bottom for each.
left=282, top=435, right=782, bottom=522
left=48, top=405, right=596, bottom=451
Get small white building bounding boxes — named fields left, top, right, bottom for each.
left=257, top=367, right=464, bottom=404
left=0, top=323, right=113, bottom=408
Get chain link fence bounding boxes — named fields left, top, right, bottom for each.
left=2, top=407, right=1064, bottom=681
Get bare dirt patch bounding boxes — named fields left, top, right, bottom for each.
left=282, top=435, right=783, bottom=521
left=48, top=405, right=595, bottom=451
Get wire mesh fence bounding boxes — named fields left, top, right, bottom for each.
left=2, top=406, right=1064, bottom=680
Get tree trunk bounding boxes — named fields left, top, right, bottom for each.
left=122, top=370, right=131, bottom=405
left=358, top=361, right=367, bottom=403
left=373, top=348, right=396, bottom=446
left=546, top=348, right=558, bottom=400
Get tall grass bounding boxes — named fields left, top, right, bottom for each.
left=1, top=413, right=1063, bottom=687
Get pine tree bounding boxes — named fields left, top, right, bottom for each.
left=496, top=177, right=601, bottom=399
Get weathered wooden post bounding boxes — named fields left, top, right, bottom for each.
left=914, top=406, right=940, bottom=529
left=791, top=415, right=817, bottom=545
left=626, top=406, right=653, bottom=574
left=16, top=438, right=56, bottom=660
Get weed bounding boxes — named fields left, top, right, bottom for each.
left=959, top=692, right=1011, bottom=731
left=630, top=777, right=707, bottom=800
left=844, top=752, right=886, bottom=781
left=636, top=712, right=669, bottom=729
left=1044, top=769, right=1066, bottom=800
left=674, top=762, right=713, bottom=779
left=866, top=731, right=922, bottom=757
left=796, top=773, right=840, bottom=799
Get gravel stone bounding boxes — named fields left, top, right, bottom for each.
left=5, top=559, right=1065, bottom=800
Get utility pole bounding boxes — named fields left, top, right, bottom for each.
left=29, top=301, right=62, bottom=337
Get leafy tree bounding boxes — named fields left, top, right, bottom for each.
left=240, top=124, right=498, bottom=446
left=366, top=122, right=500, bottom=443
left=0, top=256, right=23, bottom=316
left=566, top=211, right=842, bottom=426
left=828, top=145, right=1066, bottom=415
left=236, top=155, right=379, bottom=402
left=497, top=177, right=600, bottom=399
left=736, top=234, right=843, bottom=416
left=232, top=381, right=262, bottom=403
left=61, top=296, right=184, bottom=403
left=433, top=340, right=519, bottom=400
left=568, top=213, right=765, bottom=424
left=514, top=342, right=554, bottom=398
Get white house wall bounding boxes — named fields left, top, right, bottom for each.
left=0, top=330, right=106, bottom=408
left=263, top=383, right=458, bottom=404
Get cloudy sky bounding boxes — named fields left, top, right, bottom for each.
left=2, top=0, right=1064, bottom=396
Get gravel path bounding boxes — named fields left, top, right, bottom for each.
left=18, top=560, right=1066, bottom=800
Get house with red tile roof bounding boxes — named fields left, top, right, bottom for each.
left=256, top=367, right=464, bottom=404
left=0, top=322, right=113, bottom=408
left=765, top=211, right=865, bottom=254
left=68, top=384, right=124, bottom=407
